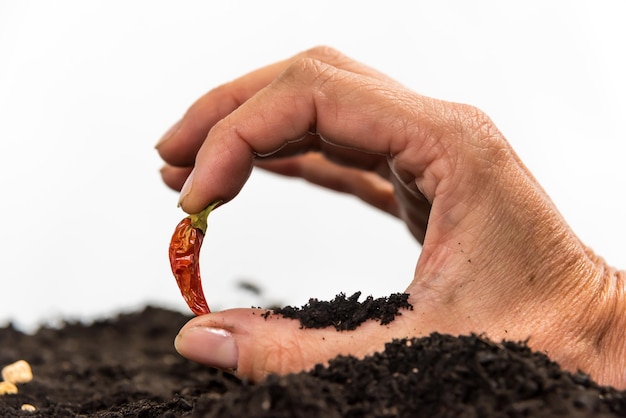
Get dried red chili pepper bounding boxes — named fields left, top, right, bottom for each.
left=169, top=201, right=220, bottom=315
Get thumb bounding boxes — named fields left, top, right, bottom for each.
left=174, top=308, right=404, bottom=382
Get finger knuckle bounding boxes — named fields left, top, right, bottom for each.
left=277, top=46, right=361, bottom=96
left=278, top=57, right=338, bottom=90
left=303, top=45, right=345, bottom=63
left=453, top=104, right=507, bottom=156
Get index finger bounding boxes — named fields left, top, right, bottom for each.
left=156, top=46, right=398, bottom=168
left=178, top=58, right=441, bottom=214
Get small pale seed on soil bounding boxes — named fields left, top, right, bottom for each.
left=2, top=360, right=33, bottom=384
left=0, top=381, right=18, bottom=395
left=21, top=403, right=37, bottom=412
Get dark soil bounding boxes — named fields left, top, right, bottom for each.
left=266, top=292, right=413, bottom=330
left=2, top=294, right=626, bottom=417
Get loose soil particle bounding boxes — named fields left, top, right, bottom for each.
left=1, top=296, right=626, bottom=417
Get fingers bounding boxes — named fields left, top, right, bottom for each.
left=160, top=165, right=192, bottom=191
left=156, top=46, right=397, bottom=168
left=155, top=61, right=287, bottom=168
left=175, top=58, right=443, bottom=214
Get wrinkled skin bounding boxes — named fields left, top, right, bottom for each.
left=156, top=46, right=626, bottom=387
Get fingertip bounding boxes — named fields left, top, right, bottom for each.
left=177, top=169, right=194, bottom=208
left=175, top=325, right=239, bottom=370
left=155, top=120, right=182, bottom=149
left=160, top=165, right=192, bottom=192
left=174, top=309, right=264, bottom=372
left=178, top=135, right=255, bottom=213
left=174, top=168, right=226, bottom=214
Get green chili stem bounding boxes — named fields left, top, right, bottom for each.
left=189, top=200, right=221, bottom=234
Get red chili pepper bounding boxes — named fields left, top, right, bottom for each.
left=168, top=201, right=220, bottom=315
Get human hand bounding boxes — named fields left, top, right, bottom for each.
left=156, top=46, right=626, bottom=387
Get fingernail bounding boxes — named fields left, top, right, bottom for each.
left=175, top=326, right=238, bottom=370
left=155, top=120, right=182, bottom=148
left=178, top=170, right=195, bottom=207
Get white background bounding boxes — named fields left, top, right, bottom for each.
left=1, top=1, right=625, bottom=332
